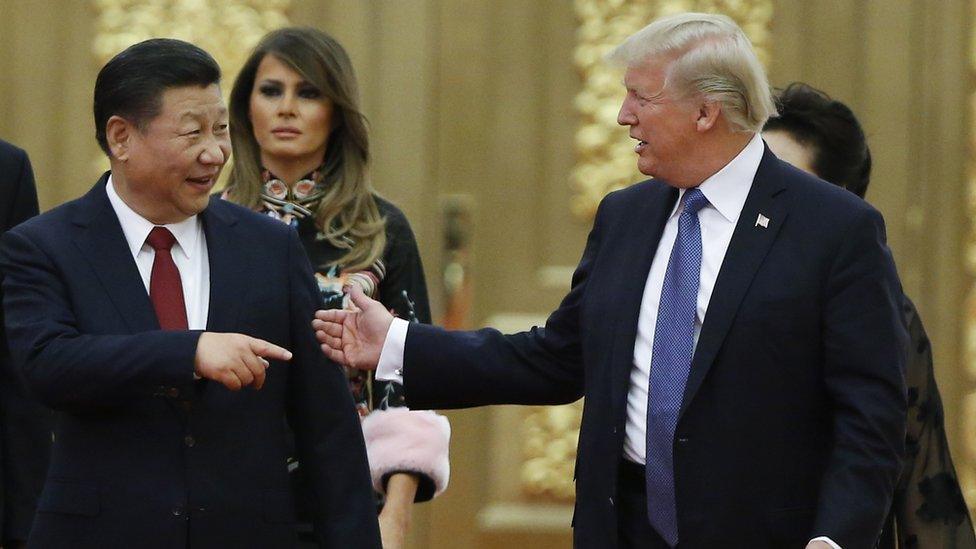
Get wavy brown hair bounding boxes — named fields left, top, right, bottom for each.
left=225, top=27, right=385, bottom=271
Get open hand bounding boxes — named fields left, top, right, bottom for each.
left=194, top=332, right=292, bottom=390
left=312, top=284, right=393, bottom=371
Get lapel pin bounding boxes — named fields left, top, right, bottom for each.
left=755, top=213, right=770, bottom=228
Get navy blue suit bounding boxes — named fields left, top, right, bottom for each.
left=0, top=174, right=380, bottom=548
left=403, top=147, right=907, bottom=548
left=0, top=140, right=53, bottom=545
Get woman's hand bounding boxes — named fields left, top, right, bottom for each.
left=378, top=473, right=421, bottom=549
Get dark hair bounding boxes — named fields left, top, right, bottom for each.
left=763, top=82, right=872, bottom=198
left=224, top=27, right=385, bottom=272
left=93, top=38, right=221, bottom=156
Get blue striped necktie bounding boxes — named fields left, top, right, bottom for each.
left=646, top=187, right=709, bottom=547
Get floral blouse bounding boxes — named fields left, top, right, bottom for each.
left=877, top=297, right=976, bottom=549
left=242, top=168, right=432, bottom=414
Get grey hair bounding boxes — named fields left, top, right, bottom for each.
left=607, top=12, right=776, bottom=132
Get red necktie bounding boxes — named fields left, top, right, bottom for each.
left=146, top=227, right=188, bottom=330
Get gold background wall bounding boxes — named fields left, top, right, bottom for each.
left=0, top=0, right=972, bottom=547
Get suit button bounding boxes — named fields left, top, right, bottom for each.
left=184, top=435, right=195, bottom=448
left=609, top=496, right=614, bottom=506
left=677, top=437, right=689, bottom=444
left=612, top=427, right=618, bottom=434
left=167, top=387, right=180, bottom=398
left=172, top=507, right=184, bottom=517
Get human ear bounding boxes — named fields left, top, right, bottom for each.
left=105, top=115, right=132, bottom=160
left=695, top=101, right=721, bottom=132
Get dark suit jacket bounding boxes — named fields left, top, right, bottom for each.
left=402, top=147, right=907, bottom=548
left=0, top=139, right=52, bottom=545
left=0, top=174, right=381, bottom=548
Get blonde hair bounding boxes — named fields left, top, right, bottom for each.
left=225, top=27, right=385, bottom=272
left=607, top=12, right=776, bottom=132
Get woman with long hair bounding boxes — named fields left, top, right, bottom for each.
left=223, top=27, right=450, bottom=548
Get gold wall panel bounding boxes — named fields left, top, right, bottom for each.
left=523, top=0, right=774, bottom=502
left=962, top=0, right=976, bottom=513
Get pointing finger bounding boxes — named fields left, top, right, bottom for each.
left=248, top=337, right=292, bottom=361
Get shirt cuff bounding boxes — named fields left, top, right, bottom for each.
left=810, top=536, right=841, bottom=549
left=376, top=317, right=409, bottom=384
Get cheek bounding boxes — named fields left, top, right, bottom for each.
left=249, top=98, right=273, bottom=133
left=305, top=105, right=333, bottom=146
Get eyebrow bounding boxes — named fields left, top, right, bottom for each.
left=257, top=77, right=311, bottom=87
left=178, top=106, right=228, bottom=122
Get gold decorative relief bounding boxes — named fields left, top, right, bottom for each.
left=570, top=0, right=773, bottom=221
left=521, top=404, right=582, bottom=501
left=93, top=0, right=290, bottom=74
left=520, top=0, right=774, bottom=503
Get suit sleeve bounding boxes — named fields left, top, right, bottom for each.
left=0, top=147, right=49, bottom=544
left=282, top=229, right=381, bottom=548
left=814, top=207, right=908, bottom=548
left=0, top=227, right=199, bottom=410
left=402, top=196, right=609, bottom=410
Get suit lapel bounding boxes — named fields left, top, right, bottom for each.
left=201, top=199, right=247, bottom=332
left=609, top=182, right=678, bottom=424
left=679, top=147, right=789, bottom=418
left=71, top=174, right=159, bottom=333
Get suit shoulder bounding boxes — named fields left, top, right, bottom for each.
left=0, top=139, right=27, bottom=162
left=8, top=194, right=83, bottom=239
left=598, top=178, right=667, bottom=210
left=778, top=161, right=879, bottom=220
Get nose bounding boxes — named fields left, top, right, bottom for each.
left=277, top=90, right=297, bottom=116
left=199, top=135, right=228, bottom=166
left=617, top=97, right=636, bottom=126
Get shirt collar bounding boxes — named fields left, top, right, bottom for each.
left=671, top=132, right=765, bottom=222
left=105, top=174, right=201, bottom=260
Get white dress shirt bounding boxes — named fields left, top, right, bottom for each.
left=106, top=175, right=210, bottom=329
left=623, top=133, right=763, bottom=464
left=376, top=135, right=840, bottom=548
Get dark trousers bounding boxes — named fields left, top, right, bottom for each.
left=617, top=459, right=671, bottom=549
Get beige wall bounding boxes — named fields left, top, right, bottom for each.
left=0, top=1, right=972, bottom=547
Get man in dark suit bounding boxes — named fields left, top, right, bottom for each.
left=0, top=140, right=53, bottom=548
left=0, top=39, right=380, bottom=548
left=315, top=12, right=907, bottom=549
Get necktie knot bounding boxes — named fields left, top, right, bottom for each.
left=146, top=227, right=177, bottom=252
left=682, top=188, right=709, bottom=216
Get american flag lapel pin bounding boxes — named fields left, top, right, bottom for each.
left=755, top=213, right=770, bottom=228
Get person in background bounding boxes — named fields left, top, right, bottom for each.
left=763, top=81, right=976, bottom=549
left=0, top=139, right=53, bottom=548
left=222, top=27, right=450, bottom=549
left=0, top=38, right=380, bottom=548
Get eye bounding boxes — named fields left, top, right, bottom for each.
left=298, top=86, right=322, bottom=99
left=183, top=128, right=202, bottom=137
left=259, top=84, right=282, bottom=97
left=214, top=123, right=229, bottom=134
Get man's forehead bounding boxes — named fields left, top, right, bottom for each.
left=623, top=60, right=668, bottom=90
left=161, top=84, right=226, bottom=116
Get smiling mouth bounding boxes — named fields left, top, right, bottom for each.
left=186, top=176, right=215, bottom=187
left=634, top=139, right=647, bottom=152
